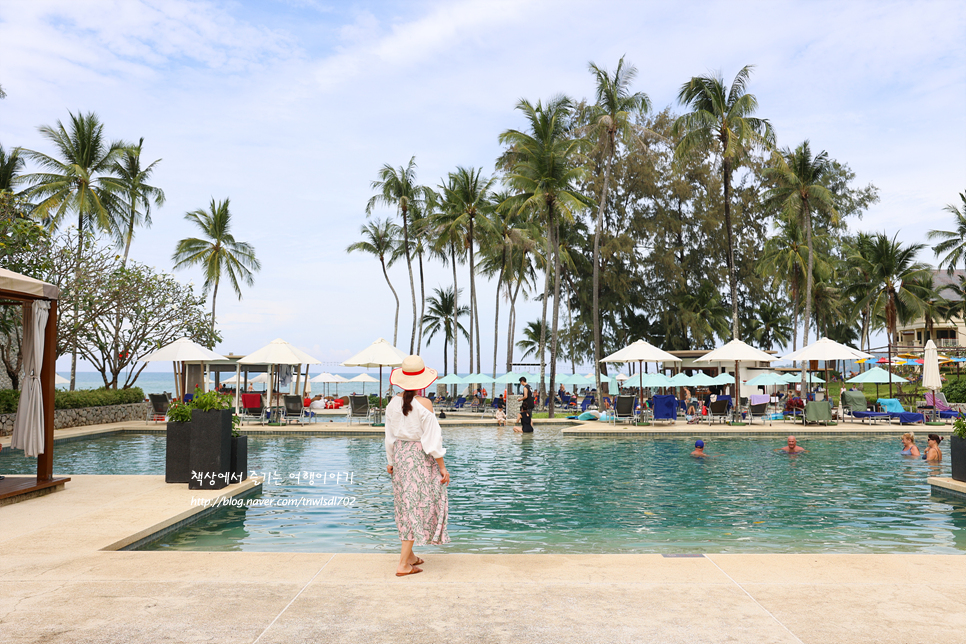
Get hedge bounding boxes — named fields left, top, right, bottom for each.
left=0, top=387, right=145, bottom=414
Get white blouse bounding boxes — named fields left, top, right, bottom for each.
left=384, top=395, right=446, bottom=465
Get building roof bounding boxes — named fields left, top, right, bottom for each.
left=932, top=269, right=966, bottom=301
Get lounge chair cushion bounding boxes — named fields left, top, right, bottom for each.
left=894, top=412, right=924, bottom=424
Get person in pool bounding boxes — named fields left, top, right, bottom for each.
left=900, top=432, right=920, bottom=457
left=691, top=439, right=712, bottom=458
left=924, top=434, right=943, bottom=462
left=777, top=435, right=805, bottom=454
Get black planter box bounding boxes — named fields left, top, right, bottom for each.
left=952, top=436, right=966, bottom=483
left=165, top=421, right=191, bottom=483
left=188, top=409, right=232, bottom=490
left=230, top=435, right=248, bottom=484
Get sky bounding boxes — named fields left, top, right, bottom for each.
left=1, top=0, right=964, bottom=375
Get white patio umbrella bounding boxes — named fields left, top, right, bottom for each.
left=615, top=373, right=629, bottom=382
left=138, top=337, right=228, bottom=399
left=238, top=339, right=322, bottom=416
left=341, top=338, right=406, bottom=409
left=311, top=372, right=348, bottom=396
left=55, top=373, right=69, bottom=385
left=695, top=340, right=779, bottom=415
left=781, top=336, right=875, bottom=395
left=348, top=372, right=379, bottom=396
left=923, top=339, right=943, bottom=422
left=601, top=339, right=681, bottom=415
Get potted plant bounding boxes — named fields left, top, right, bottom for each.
left=952, top=414, right=966, bottom=483
left=229, top=415, right=248, bottom=485
left=187, top=388, right=233, bottom=491
left=165, top=400, right=193, bottom=483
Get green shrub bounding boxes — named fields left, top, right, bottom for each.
left=942, top=379, right=966, bottom=403
left=0, top=389, right=20, bottom=413
left=0, top=387, right=145, bottom=413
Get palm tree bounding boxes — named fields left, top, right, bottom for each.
left=927, top=192, right=966, bottom=273
left=347, top=218, right=402, bottom=345
left=672, top=66, right=775, bottom=339
left=21, top=111, right=127, bottom=389
left=585, top=56, right=651, bottom=404
left=113, top=137, right=164, bottom=267
left=366, top=157, right=422, bottom=353
left=758, top=217, right=809, bottom=353
left=429, top=187, right=467, bottom=380
left=842, top=232, right=877, bottom=355
left=752, top=300, right=793, bottom=350
left=848, top=232, right=932, bottom=396
left=440, top=166, right=496, bottom=374
left=172, top=198, right=261, bottom=333
left=516, top=319, right=547, bottom=362
left=499, top=97, right=592, bottom=417
left=422, top=286, right=469, bottom=376
left=0, top=144, right=24, bottom=192
left=765, top=141, right=837, bottom=368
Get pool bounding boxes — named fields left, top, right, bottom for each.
left=2, top=427, right=963, bottom=554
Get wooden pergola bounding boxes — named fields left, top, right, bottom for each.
left=0, top=268, right=70, bottom=503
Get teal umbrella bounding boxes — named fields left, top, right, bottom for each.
left=846, top=367, right=907, bottom=384
left=436, top=373, right=465, bottom=385
left=711, top=372, right=735, bottom=385
left=463, top=373, right=495, bottom=383
left=688, top=372, right=719, bottom=386
left=745, top=373, right=789, bottom=387
left=668, top=373, right=694, bottom=387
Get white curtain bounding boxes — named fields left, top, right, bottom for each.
left=11, top=300, right=50, bottom=457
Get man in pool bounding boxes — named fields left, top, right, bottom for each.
left=691, top=439, right=710, bottom=458
left=778, top=435, right=806, bottom=454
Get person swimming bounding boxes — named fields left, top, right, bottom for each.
left=923, top=434, right=943, bottom=462
left=691, top=439, right=713, bottom=458
left=900, top=432, right=920, bottom=457
left=777, top=435, right=805, bottom=454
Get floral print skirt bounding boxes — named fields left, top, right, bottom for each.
left=392, top=440, right=449, bottom=545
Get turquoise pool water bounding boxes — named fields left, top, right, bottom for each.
left=2, top=428, right=962, bottom=554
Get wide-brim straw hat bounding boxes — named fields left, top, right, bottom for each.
left=389, top=355, right=438, bottom=391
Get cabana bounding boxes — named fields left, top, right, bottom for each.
left=0, top=268, right=69, bottom=503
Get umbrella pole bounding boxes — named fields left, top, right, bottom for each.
left=234, top=363, right=240, bottom=415
left=734, top=360, right=740, bottom=423
left=380, top=366, right=383, bottom=410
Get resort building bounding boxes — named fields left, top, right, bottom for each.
left=895, top=269, right=966, bottom=349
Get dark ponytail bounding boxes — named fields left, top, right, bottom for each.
left=402, top=390, right=415, bottom=416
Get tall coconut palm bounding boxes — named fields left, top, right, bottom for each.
left=21, top=111, right=127, bottom=389
left=113, top=137, right=164, bottom=267
left=172, top=198, right=261, bottom=333
left=672, top=66, right=775, bottom=340
left=499, top=97, right=591, bottom=417
left=429, top=186, right=467, bottom=380
left=422, top=286, right=469, bottom=377
left=366, top=157, right=421, bottom=353
left=842, top=232, right=877, bottom=355
left=765, top=141, right=837, bottom=372
left=847, top=232, right=931, bottom=397
left=751, top=300, right=793, bottom=350
left=758, top=217, right=808, bottom=353
left=927, top=192, right=966, bottom=273
left=0, top=144, right=25, bottom=192
left=347, top=218, right=402, bottom=345
left=440, top=166, right=496, bottom=374
left=516, top=319, right=547, bottom=362
left=585, top=56, right=651, bottom=403
left=480, top=191, right=529, bottom=379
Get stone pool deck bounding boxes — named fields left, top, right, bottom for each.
left=0, top=474, right=964, bottom=643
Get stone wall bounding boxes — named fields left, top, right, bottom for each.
left=0, top=401, right=150, bottom=436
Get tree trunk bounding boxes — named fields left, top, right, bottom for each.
left=416, top=249, right=426, bottom=354
left=592, top=148, right=614, bottom=407
left=401, top=207, right=416, bottom=353
left=493, top=263, right=505, bottom=379
left=538, top=246, right=550, bottom=400
left=70, top=214, right=83, bottom=391
left=548, top=208, right=562, bottom=419
left=507, top=277, right=523, bottom=372
left=211, top=279, right=219, bottom=334
left=722, top=159, right=739, bottom=341
left=469, top=213, right=477, bottom=376
left=451, top=244, right=459, bottom=395
left=801, top=202, right=814, bottom=391
left=380, top=257, right=400, bottom=347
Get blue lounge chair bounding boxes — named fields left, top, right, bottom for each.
left=453, top=396, right=466, bottom=410
left=652, top=394, right=677, bottom=424
left=877, top=398, right=924, bottom=424
left=580, top=395, right=595, bottom=412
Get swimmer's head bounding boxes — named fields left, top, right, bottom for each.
left=694, top=440, right=705, bottom=449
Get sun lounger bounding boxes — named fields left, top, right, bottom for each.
left=146, top=393, right=169, bottom=424
left=748, top=402, right=769, bottom=424
left=877, top=398, right=924, bottom=424
left=803, top=400, right=832, bottom=425
left=707, top=399, right=729, bottom=424
left=240, top=392, right=265, bottom=424
left=613, top=395, right=637, bottom=424
left=841, top=390, right=889, bottom=424
left=652, top=395, right=677, bottom=424
left=347, top=395, right=372, bottom=424
left=925, top=392, right=961, bottom=420
left=283, top=395, right=307, bottom=425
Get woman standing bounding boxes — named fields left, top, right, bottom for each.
left=900, top=433, right=920, bottom=458
left=385, top=355, right=450, bottom=576
left=924, top=434, right=943, bottom=462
